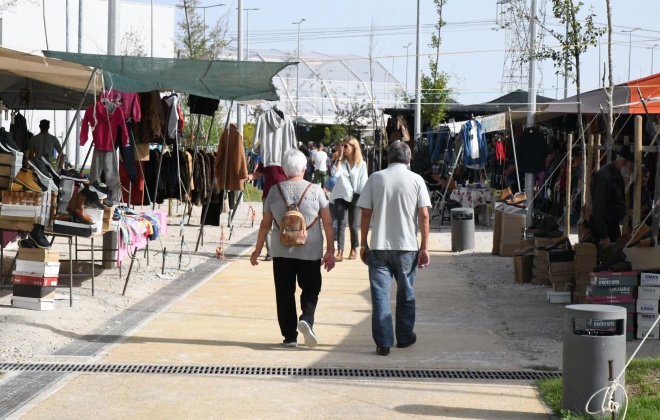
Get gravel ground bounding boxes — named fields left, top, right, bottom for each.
left=0, top=200, right=263, bottom=363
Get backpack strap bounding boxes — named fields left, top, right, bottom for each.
left=272, top=182, right=319, bottom=230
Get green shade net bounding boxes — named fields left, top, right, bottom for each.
left=43, top=51, right=294, bottom=102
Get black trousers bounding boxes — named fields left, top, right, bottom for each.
left=334, top=198, right=360, bottom=252
left=272, top=257, right=323, bottom=342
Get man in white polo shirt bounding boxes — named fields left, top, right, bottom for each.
left=357, top=141, right=431, bottom=356
left=312, top=142, right=329, bottom=187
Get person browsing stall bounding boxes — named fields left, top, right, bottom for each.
left=251, top=149, right=335, bottom=348
left=357, top=141, right=431, bottom=356
left=28, top=119, right=63, bottom=164
left=330, top=136, right=368, bottom=261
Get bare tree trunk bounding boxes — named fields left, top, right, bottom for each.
left=605, top=0, right=614, bottom=162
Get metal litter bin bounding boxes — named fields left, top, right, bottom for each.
left=562, top=304, right=626, bottom=416
left=451, top=208, right=475, bottom=252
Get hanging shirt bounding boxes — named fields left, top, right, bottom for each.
left=102, top=89, right=141, bottom=122
left=80, top=101, right=129, bottom=151
left=516, top=128, right=548, bottom=174
left=252, top=110, right=297, bottom=166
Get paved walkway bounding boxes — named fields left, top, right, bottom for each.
left=15, top=232, right=551, bottom=419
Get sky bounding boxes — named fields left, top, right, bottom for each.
left=75, top=1, right=660, bottom=105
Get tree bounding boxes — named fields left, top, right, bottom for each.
left=334, top=89, right=375, bottom=139
left=420, top=0, right=452, bottom=128
left=514, top=0, right=604, bottom=205
left=322, top=124, right=348, bottom=146
left=120, top=27, right=148, bottom=57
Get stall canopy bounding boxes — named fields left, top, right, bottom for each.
left=43, top=51, right=294, bottom=102
left=0, top=46, right=96, bottom=110
left=446, top=90, right=555, bottom=115
left=528, top=73, right=660, bottom=120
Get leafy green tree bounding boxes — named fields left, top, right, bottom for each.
left=421, top=0, right=452, bottom=128
left=322, top=125, right=348, bottom=146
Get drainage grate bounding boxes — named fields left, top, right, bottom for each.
left=0, top=363, right=561, bottom=381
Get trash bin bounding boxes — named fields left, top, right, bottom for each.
left=562, top=304, right=626, bottom=416
left=451, top=208, right=475, bottom=252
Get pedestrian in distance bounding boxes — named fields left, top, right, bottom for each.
left=251, top=149, right=336, bottom=348
left=357, top=141, right=431, bottom=356
left=330, top=136, right=368, bottom=262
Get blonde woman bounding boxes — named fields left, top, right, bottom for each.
left=330, top=136, right=368, bottom=261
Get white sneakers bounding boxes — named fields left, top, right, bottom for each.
left=297, top=320, right=318, bottom=348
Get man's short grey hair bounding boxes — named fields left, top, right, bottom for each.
left=282, top=149, right=308, bottom=177
left=388, top=141, right=411, bottom=164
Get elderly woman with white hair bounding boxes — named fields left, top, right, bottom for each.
left=251, top=149, right=335, bottom=348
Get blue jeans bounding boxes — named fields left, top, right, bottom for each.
left=368, top=250, right=418, bottom=347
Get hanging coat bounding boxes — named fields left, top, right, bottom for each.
left=461, top=119, right=488, bottom=167
left=215, top=124, right=248, bottom=191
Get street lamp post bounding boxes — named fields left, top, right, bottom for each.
left=404, top=42, right=412, bottom=94
left=624, top=28, right=640, bottom=81
left=196, top=3, right=226, bottom=40
left=293, top=18, right=306, bottom=126
left=650, top=44, right=659, bottom=75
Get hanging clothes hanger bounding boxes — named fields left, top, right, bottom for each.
left=272, top=105, right=284, bottom=119
left=100, top=97, right=117, bottom=113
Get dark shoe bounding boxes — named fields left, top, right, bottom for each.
left=92, top=180, right=111, bottom=196
left=80, top=185, right=105, bottom=210
left=40, top=156, right=61, bottom=180
left=397, top=332, right=417, bottom=348
left=376, top=346, right=390, bottom=356
left=60, top=168, right=88, bottom=183
left=282, top=340, right=298, bottom=348
left=544, top=235, right=570, bottom=251
left=28, top=158, right=52, bottom=179
left=264, top=254, right=272, bottom=261
left=29, top=224, right=50, bottom=249
left=18, top=238, right=37, bottom=248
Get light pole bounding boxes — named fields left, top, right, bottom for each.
left=196, top=3, right=226, bottom=40
left=649, top=44, right=659, bottom=75
left=623, top=28, right=640, bottom=81
left=242, top=8, right=259, bottom=59
left=404, top=42, right=412, bottom=94
left=242, top=7, right=259, bottom=124
left=293, top=18, right=306, bottom=126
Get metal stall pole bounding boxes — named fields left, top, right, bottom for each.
left=61, top=69, right=97, bottom=158
left=196, top=102, right=234, bottom=252
left=185, top=114, right=203, bottom=224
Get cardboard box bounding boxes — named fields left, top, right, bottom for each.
left=549, top=261, right=574, bottom=275
left=590, top=272, right=639, bottom=287
left=14, top=261, right=60, bottom=277
left=637, top=313, right=659, bottom=327
left=574, top=258, right=597, bottom=273
left=12, top=285, right=56, bottom=299
left=636, top=324, right=660, bottom=340
left=11, top=296, right=54, bottom=311
left=587, top=295, right=636, bottom=304
left=17, top=249, right=60, bottom=263
left=534, top=237, right=555, bottom=249
left=587, top=285, right=636, bottom=297
left=514, top=254, right=533, bottom=283
left=574, top=243, right=598, bottom=256
left=575, top=271, right=592, bottom=285
left=624, top=248, right=660, bottom=271
left=637, top=299, right=660, bottom=314
left=547, top=291, right=571, bottom=303
left=492, top=210, right=502, bottom=255
left=640, top=272, right=660, bottom=286
left=638, top=286, right=660, bottom=301
left=499, top=243, right=519, bottom=258
left=11, top=274, right=58, bottom=287
left=551, top=281, right=572, bottom=292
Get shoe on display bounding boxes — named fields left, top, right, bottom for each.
left=60, top=168, right=88, bottom=183
left=91, top=181, right=111, bottom=196
left=88, top=185, right=108, bottom=200
left=18, top=238, right=37, bottom=248
left=0, top=129, right=20, bottom=153
left=80, top=185, right=105, bottom=210
left=14, top=168, right=42, bottom=193
left=29, top=224, right=50, bottom=249
left=297, top=320, right=318, bottom=348
left=29, top=163, right=57, bottom=193
left=9, top=181, right=23, bottom=192
left=39, top=156, right=61, bottom=180
left=66, top=190, right=93, bottom=224
left=28, top=158, right=53, bottom=179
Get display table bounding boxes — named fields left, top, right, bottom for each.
left=449, top=188, right=494, bottom=226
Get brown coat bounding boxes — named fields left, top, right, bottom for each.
left=215, top=124, right=248, bottom=191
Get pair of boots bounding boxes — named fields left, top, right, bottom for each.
left=65, top=189, right=93, bottom=224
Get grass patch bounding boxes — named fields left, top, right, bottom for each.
left=538, top=357, right=660, bottom=419
left=243, top=183, right=263, bottom=202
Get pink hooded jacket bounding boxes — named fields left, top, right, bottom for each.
left=81, top=101, right=129, bottom=151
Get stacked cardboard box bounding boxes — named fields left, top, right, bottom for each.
left=513, top=251, right=534, bottom=283
left=573, top=244, right=598, bottom=303
left=11, top=248, right=60, bottom=311
left=587, top=272, right=638, bottom=341
left=0, top=152, right=23, bottom=189
left=492, top=209, right=503, bottom=255
left=637, top=273, right=660, bottom=340
left=499, top=212, right=526, bottom=257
